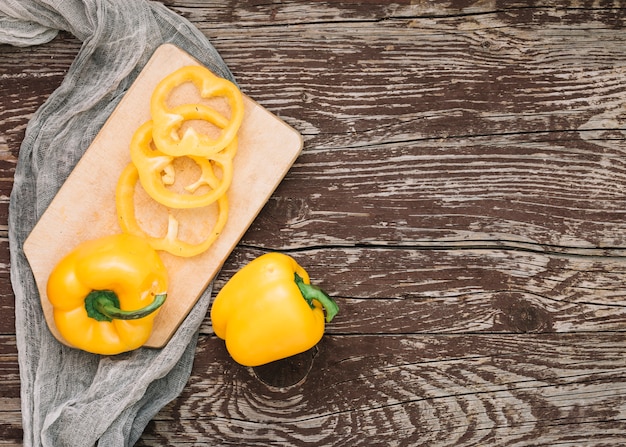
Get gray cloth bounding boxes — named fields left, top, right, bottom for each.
left=1, top=1, right=234, bottom=445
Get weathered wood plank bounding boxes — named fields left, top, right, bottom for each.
left=1, top=1, right=626, bottom=446
left=183, top=3, right=626, bottom=140
left=243, top=134, right=626, bottom=251
left=5, top=323, right=624, bottom=445
left=0, top=336, right=22, bottom=446
left=203, top=247, right=626, bottom=337
left=136, top=333, right=626, bottom=446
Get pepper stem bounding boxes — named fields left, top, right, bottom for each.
left=294, top=273, right=339, bottom=322
left=85, top=290, right=167, bottom=322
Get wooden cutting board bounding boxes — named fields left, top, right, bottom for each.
left=23, top=44, right=303, bottom=348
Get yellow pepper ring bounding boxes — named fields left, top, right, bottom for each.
left=150, top=65, right=244, bottom=157
left=116, top=163, right=229, bottom=258
left=129, top=119, right=236, bottom=209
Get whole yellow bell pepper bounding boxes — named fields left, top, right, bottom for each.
left=46, top=233, right=168, bottom=355
left=210, top=252, right=339, bottom=367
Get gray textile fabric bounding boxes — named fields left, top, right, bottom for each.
left=1, top=1, right=234, bottom=445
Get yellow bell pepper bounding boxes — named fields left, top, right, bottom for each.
left=46, top=233, right=168, bottom=355
left=210, top=253, right=339, bottom=367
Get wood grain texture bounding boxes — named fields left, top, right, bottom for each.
left=1, top=1, right=626, bottom=446
left=138, top=333, right=626, bottom=446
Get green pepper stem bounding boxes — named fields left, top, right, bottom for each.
left=294, top=273, right=339, bottom=322
left=85, top=290, right=167, bottom=322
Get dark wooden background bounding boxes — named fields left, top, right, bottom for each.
left=2, top=1, right=626, bottom=445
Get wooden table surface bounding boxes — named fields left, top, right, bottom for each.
left=2, top=1, right=626, bottom=445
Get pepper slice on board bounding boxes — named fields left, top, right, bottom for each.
left=150, top=65, right=244, bottom=157
left=129, top=116, right=235, bottom=209
left=116, top=163, right=229, bottom=258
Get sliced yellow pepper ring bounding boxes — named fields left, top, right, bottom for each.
left=116, top=163, right=229, bottom=258
left=150, top=65, right=244, bottom=157
left=129, top=119, right=236, bottom=209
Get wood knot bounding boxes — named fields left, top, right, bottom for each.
left=253, top=347, right=317, bottom=388
left=493, top=293, right=554, bottom=333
